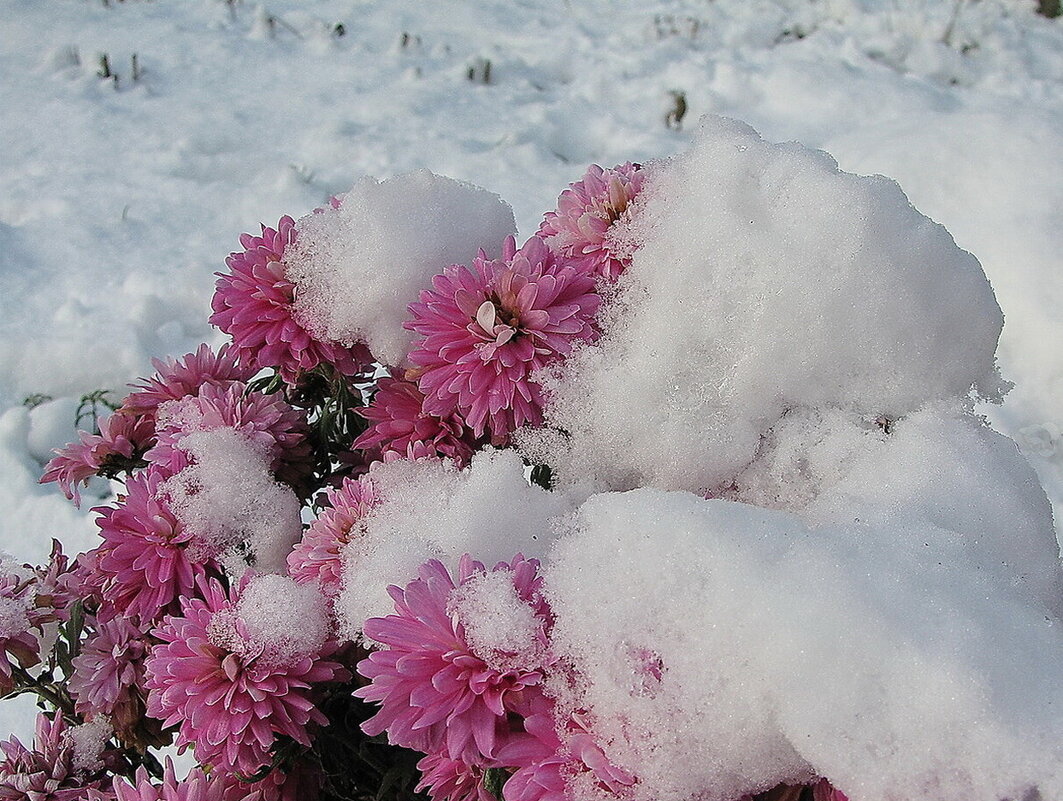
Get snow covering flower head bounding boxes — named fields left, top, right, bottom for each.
left=146, top=382, right=313, bottom=492
left=405, top=236, right=600, bottom=442
left=144, top=576, right=346, bottom=776
left=287, top=476, right=377, bottom=597
left=537, top=163, right=646, bottom=282
left=210, top=215, right=372, bottom=383
left=355, top=554, right=552, bottom=765
left=122, top=343, right=257, bottom=424
left=93, top=468, right=207, bottom=624
left=68, top=617, right=152, bottom=741
left=353, top=376, right=479, bottom=466
left=0, top=713, right=114, bottom=801
left=40, top=411, right=154, bottom=507
left=109, top=760, right=225, bottom=801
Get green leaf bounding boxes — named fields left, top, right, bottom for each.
left=482, top=767, right=509, bottom=801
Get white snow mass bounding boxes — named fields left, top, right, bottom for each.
left=236, top=573, right=330, bottom=665
left=336, top=449, right=567, bottom=639
left=160, top=429, right=303, bottom=575
left=286, top=170, right=517, bottom=367
left=519, top=116, right=1005, bottom=497
left=543, top=488, right=1063, bottom=801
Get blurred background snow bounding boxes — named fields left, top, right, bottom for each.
left=1, top=0, right=1061, bottom=740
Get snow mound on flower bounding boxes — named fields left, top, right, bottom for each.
left=544, top=486, right=1063, bottom=801
left=236, top=574, right=329, bottom=664
left=519, top=116, right=1004, bottom=496
left=161, top=429, right=302, bottom=575
left=450, top=569, right=545, bottom=671
left=336, top=449, right=566, bottom=639
left=286, top=170, right=516, bottom=367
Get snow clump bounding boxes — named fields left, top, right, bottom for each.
left=519, top=116, right=1005, bottom=496
left=160, top=429, right=303, bottom=575
left=336, top=449, right=566, bottom=639
left=286, top=170, right=517, bottom=367
left=543, top=488, right=1063, bottom=801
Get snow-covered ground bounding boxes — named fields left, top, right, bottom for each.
left=2, top=0, right=1061, bottom=748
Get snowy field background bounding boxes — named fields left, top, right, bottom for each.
left=1, top=0, right=1061, bottom=745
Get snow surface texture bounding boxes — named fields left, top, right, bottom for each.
left=518, top=116, right=1004, bottom=496
left=545, top=490, right=1063, bottom=801
left=160, top=428, right=302, bottom=575
left=337, top=448, right=565, bottom=640
left=288, top=170, right=516, bottom=367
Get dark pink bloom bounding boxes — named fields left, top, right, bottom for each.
left=355, top=554, right=552, bottom=765
left=144, top=578, right=346, bottom=776
left=287, top=477, right=377, bottom=597
left=210, top=215, right=371, bottom=383
left=40, top=411, right=154, bottom=507
left=109, top=760, right=225, bottom=801
left=145, top=383, right=313, bottom=492
left=0, top=714, right=113, bottom=801
left=122, top=344, right=256, bottom=424
left=414, top=754, right=494, bottom=801
left=93, top=469, right=205, bottom=624
left=69, top=617, right=151, bottom=735
left=537, top=163, right=646, bottom=282
left=406, top=236, right=600, bottom=442
left=354, top=376, right=479, bottom=466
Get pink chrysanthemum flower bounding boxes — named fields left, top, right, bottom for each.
left=93, top=469, right=206, bottom=624
left=406, top=236, right=600, bottom=442
left=0, top=572, right=41, bottom=697
left=414, top=754, right=494, bottom=801
left=144, top=578, right=346, bottom=776
left=0, top=714, right=113, bottom=801
left=146, top=383, right=312, bottom=492
left=41, top=411, right=154, bottom=507
left=31, top=541, right=77, bottom=625
left=537, top=163, right=646, bottom=282
left=109, top=761, right=225, bottom=801
left=356, top=554, right=552, bottom=765
left=122, top=344, right=256, bottom=424
left=501, top=709, right=636, bottom=801
left=69, top=617, right=150, bottom=733
left=354, top=376, right=479, bottom=466
left=210, top=215, right=371, bottom=383
left=287, top=476, right=377, bottom=597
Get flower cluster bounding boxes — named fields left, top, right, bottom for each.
left=21, top=160, right=858, bottom=801
left=355, top=554, right=849, bottom=801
